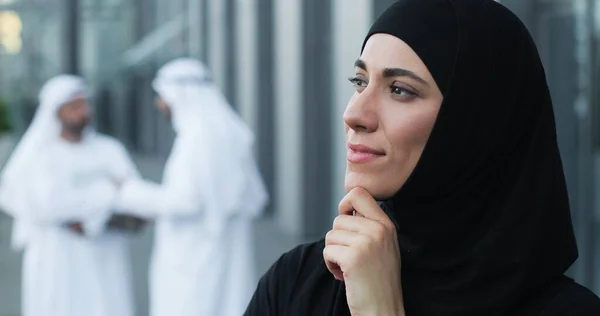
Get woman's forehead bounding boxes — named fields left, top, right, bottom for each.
left=359, top=34, right=437, bottom=85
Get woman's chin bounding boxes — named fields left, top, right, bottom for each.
left=344, top=173, right=396, bottom=200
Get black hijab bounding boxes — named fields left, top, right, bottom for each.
left=364, top=0, right=578, bottom=314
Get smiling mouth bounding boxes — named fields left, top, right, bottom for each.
left=347, top=143, right=385, bottom=163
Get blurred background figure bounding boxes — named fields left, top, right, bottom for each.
left=115, top=58, right=268, bottom=316
left=0, top=75, right=140, bottom=316
left=0, top=0, right=599, bottom=315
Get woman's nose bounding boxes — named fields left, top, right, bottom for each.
left=343, top=92, right=379, bottom=133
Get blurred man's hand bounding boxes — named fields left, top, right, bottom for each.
left=66, top=222, right=85, bottom=235
left=107, top=214, right=148, bottom=233
left=109, top=176, right=124, bottom=189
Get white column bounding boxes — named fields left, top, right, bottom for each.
left=208, top=0, right=226, bottom=89
left=188, top=0, right=202, bottom=58
left=79, top=19, right=100, bottom=80
left=331, top=0, right=372, bottom=218
left=235, top=0, right=258, bottom=131
left=274, top=0, right=303, bottom=236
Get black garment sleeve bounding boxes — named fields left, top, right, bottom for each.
left=244, top=244, right=305, bottom=316
left=243, top=258, right=280, bottom=315
left=568, top=300, right=600, bottom=315
left=556, top=292, right=600, bottom=315
left=540, top=281, right=600, bottom=316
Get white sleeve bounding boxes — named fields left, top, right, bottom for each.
left=114, top=137, right=202, bottom=218
left=110, top=141, right=142, bottom=180
left=81, top=210, right=112, bottom=237
left=20, top=159, right=117, bottom=224
left=82, top=140, right=142, bottom=236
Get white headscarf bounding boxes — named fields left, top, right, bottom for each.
left=152, top=58, right=268, bottom=218
left=0, top=74, right=89, bottom=249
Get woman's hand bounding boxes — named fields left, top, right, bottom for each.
left=324, top=187, right=405, bottom=316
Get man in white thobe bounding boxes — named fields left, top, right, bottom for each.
left=115, top=58, right=269, bottom=316
left=0, top=75, right=139, bottom=316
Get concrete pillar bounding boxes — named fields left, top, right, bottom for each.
left=256, top=0, right=276, bottom=216
left=62, top=0, right=79, bottom=74
left=301, top=0, right=333, bottom=238
left=235, top=0, right=258, bottom=130
left=188, top=0, right=202, bottom=58
left=274, top=0, right=303, bottom=236
left=208, top=0, right=226, bottom=89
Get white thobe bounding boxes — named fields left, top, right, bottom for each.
left=116, top=129, right=263, bottom=316
left=6, top=134, right=138, bottom=316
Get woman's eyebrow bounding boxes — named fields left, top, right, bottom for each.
left=354, top=59, right=367, bottom=71
left=354, top=58, right=429, bottom=86
left=382, top=68, right=428, bottom=86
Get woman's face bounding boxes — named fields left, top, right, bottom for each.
left=344, top=34, right=443, bottom=199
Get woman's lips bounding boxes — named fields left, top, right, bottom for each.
left=347, top=143, right=386, bottom=163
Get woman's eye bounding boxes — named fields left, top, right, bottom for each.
left=390, top=86, right=416, bottom=97
left=348, top=77, right=367, bottom=90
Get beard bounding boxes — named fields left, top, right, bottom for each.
left=162, top=107, right=172, bottom=122
left=63, top=119, right=89, bottom=137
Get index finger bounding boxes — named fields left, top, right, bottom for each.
left=338, top=187, right=390, bottom=224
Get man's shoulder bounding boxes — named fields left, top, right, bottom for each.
left=91, top=133, right=128, bottom=152
left=92, top=132, right=119, bottom=144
